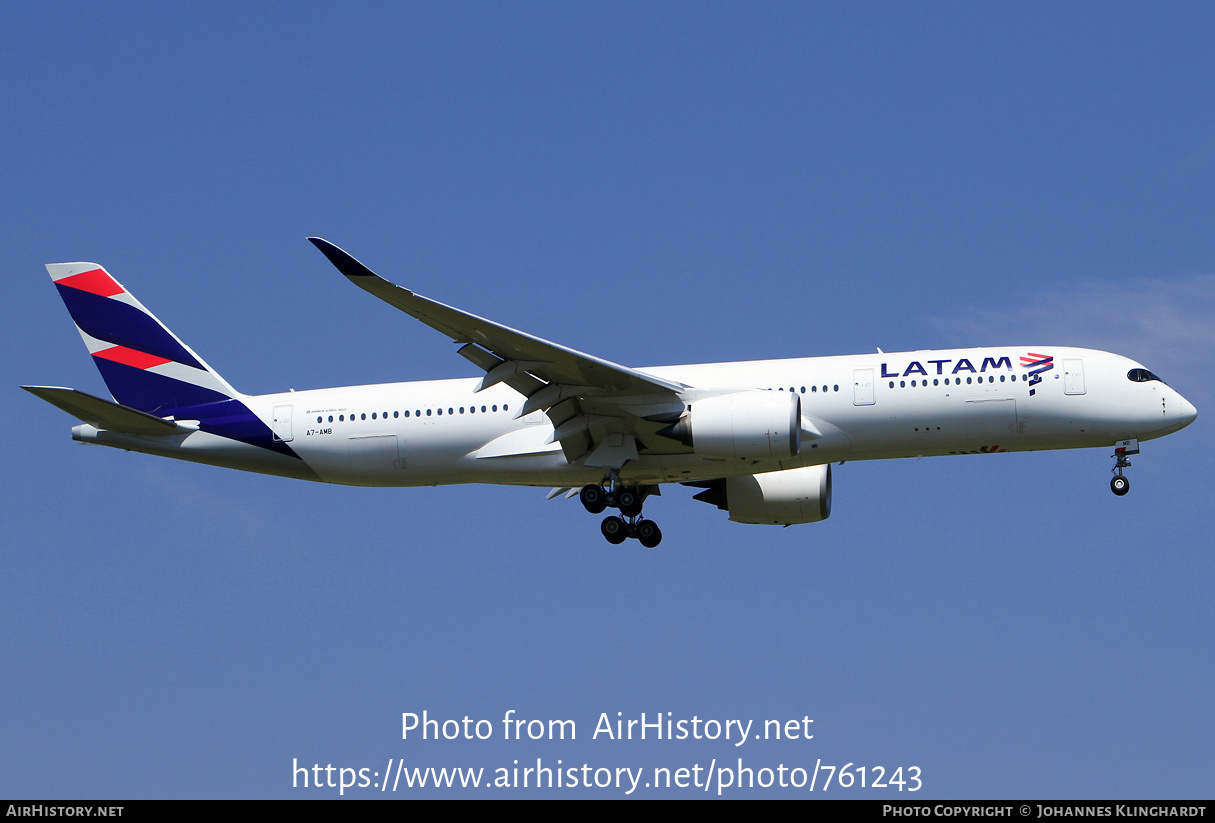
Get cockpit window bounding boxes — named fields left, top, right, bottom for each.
left=1127, top=368, right=1166, bottom=384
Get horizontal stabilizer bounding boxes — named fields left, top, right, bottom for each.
left=22, top=386, right=191, bottom=435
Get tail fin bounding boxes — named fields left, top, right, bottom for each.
left=47, top=263, right=240, bottom=415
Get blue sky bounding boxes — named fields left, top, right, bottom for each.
left=3, top=3, right=1212, bottom=798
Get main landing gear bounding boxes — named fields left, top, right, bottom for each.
left=580, top=477, right=662, bottom=548
left=1110, top=438, right=1139, bottom=496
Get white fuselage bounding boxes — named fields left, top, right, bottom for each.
left=71, top=345, right=1198, bottom=490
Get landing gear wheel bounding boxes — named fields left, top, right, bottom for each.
left=617, top=488, right=642, bottom=518
left=636, top=520, right=662, bottom=549
left=580, top=484, right=607, bottom=514
left=601, top=516, right=627, bottom=544
left=1111, top=475, right=1130, bottom=496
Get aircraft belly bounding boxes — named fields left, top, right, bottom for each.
left=345, top=433, right=408, bottom=487
left=302, top=431, right=431, bottom=487
left=297, top=436, right=352, bottom=482
left=962, top=397, right=1018, bottom=445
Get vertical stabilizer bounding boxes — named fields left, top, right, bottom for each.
left=47, top=263, right=240, bottom=415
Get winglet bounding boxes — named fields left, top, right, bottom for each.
left=308, top=237, right=398, bottom=285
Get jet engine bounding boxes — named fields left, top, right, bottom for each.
left=660, top=391, right=801, bottom=460
left=689, top=464, right=832, bottom=525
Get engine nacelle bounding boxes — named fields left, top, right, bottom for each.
left=663, top=391, right=801, bottom=460
left=724, top=464, right=832, bottom=525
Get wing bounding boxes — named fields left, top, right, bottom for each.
left=308, top=238, right=689, bottom=468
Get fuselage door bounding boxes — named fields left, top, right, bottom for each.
left=853, top=368, right=875, bottom=405
left=349, top=433, right=405, bottom=485
left=1063, top=359, right=1086, bottom=395
left=272, top=404, right=294, bottom=442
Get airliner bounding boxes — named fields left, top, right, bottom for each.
left=24, top=238, right=1198, bottom=548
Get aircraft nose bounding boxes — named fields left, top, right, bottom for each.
left=1176, top=394, right=1198, bottom=429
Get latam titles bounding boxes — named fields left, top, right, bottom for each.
left=880, top=356, right=1012, bottom=378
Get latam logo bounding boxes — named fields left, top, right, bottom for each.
left=878, top=352, right=1056, bottom=397
left=1020, top=352, right=1054, bottom=396
left=879, top=356, right=1013, bottom=378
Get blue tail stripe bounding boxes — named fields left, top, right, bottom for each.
left=172, top=398, right=300, bottom=459
left=56, top=284, right=205, bottom=370
left=94, top=358, right=229, bottom=414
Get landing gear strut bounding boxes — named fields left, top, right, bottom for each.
left=580, top=476, right=663, bottom=548
left=1110, top=438, right=1138, bottom=496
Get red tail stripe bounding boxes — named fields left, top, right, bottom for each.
left=57, top=269, right=125, bottom=297
left=92, top=345, right=172, bottom=370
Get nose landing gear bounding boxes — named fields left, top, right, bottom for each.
left=581, top=476, right=663, bottom=547
left=1110, top=438, right=1139, bottom=496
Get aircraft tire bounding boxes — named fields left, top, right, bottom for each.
left=580, top=484, right=608, bottom=514
left=637, top=520, right=662, bottom=549
left=1111, top=475, right=1130, bottom=496
left=601, top=516, right=628, bottom=544
left=617, top=488, right=642, bottom=518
